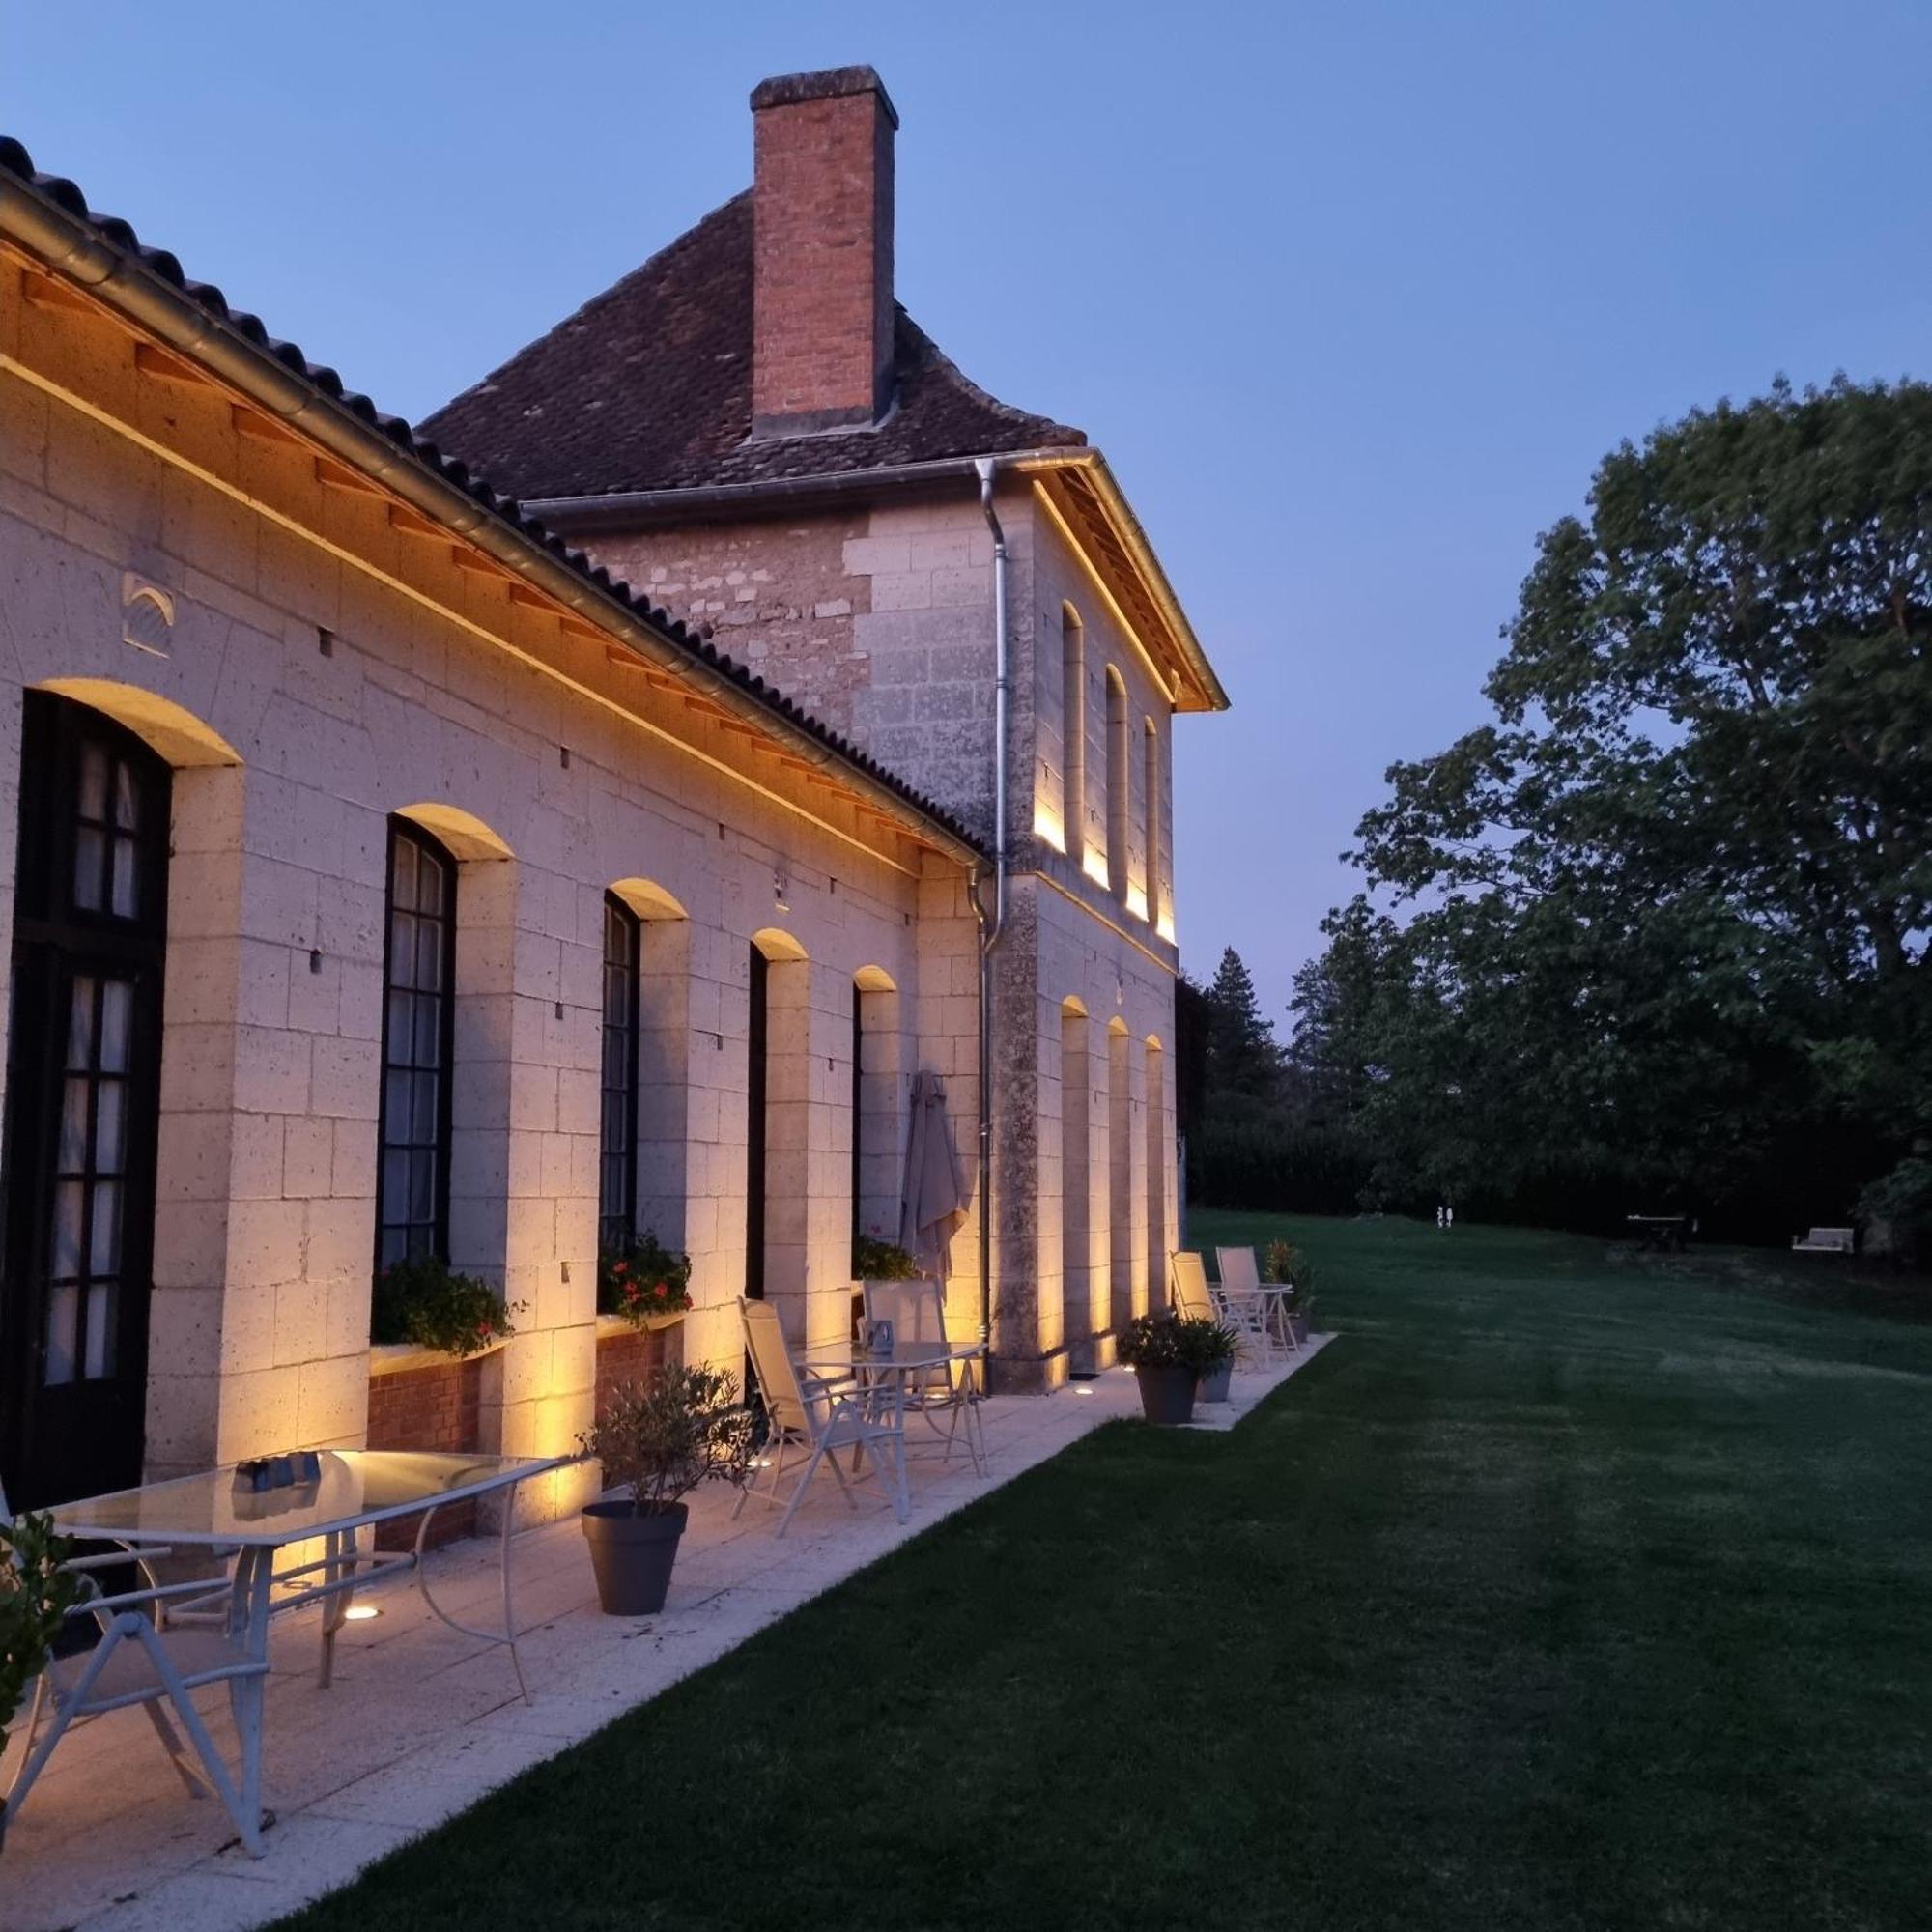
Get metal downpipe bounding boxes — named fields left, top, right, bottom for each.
left=972, top=457, right=1010, bottom=1385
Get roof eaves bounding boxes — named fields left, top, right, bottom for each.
left=0, top=140, right=987, bottom=861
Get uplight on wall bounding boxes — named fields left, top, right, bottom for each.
left=1032, top=801, right=1066, bottom=854
left=1081, top=849, right=1111, bottom=891
left=1125, top=883, right=1150, bottom=923
left=1156, top=912, right=1178, bottom=945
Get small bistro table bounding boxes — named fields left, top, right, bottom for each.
left=798, top=1339, right=990, bottom=1515
left=49, top=1449, right=567, bottom=1853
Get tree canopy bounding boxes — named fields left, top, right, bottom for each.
left=1288, top=376, right=1932, bottom=1251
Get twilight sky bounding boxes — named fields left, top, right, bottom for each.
left=7, top=1, right=1928, bottom=1026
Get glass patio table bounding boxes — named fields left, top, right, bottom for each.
left=798, top=1340, right=990, bottom=1492
left=49, top=1450, right=567, bottom=1845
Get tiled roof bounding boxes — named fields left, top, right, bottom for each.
left=417, top=191, right=1087, bottom=500
left=0, top=137, right=987, bottom=856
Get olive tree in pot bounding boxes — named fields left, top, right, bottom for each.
left=579, top=1365, right=753, bottom=1615
left=1, top=1513, right=84, bottom=1857
left=1118, top=1310, right=1199, bottom=1425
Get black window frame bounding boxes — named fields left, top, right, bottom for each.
left=598, top=892, right=641, bottom=1254
left=375, top=818, right=457, bottom=1270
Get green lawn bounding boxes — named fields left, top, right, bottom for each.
left=282, top=1215, right=1932, bottom=1931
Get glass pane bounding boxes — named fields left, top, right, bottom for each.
left=386, top=988, right=413, bottom=1062
left=412, top=993, right=441, bottom=1067
left=73, top=828, right=104, bottom=911
left=77, top=741, right=108, bottom=821
left=413, top=1072, right=438, bottom=1144
left=90, top=1179, right=122, bottom=1274
left=84, top=1281, right=116, bottom=1379
left=414, top=919, right=443, bottom=994
left=378, top=1224, right=406, bottom=1269
left=52, top=1179, right=85, bottom=1277
left=384, top=1068, right=413, bottom=1138
left=390, top=834, right=416, bottom=909
left=112, top=758, right=139, bottom=831
left=67, top=978, right=96, bottom=1071
left=381, top=1148, right=409, bottom=1224
left=58, top=1077, right=90, bottom=1172
left=44, top=1281, right=78, bottom=1387
left=414, top=848, right=445, bottom=917
left=94, top=1079, right=126, bottom=1174
left=409, top=1151, right=434, bottom=1223
left=99, top=980, right=133, bottom=1073
left=110, top=837, right=138, bottom=918
left=390, top=912, right=417, bottom=991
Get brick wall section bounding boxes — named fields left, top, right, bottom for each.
left=593, top=1321, right=684, bottom=1427
left=365, top=1357, right=484, bottom=1549
left=750, top=71, right=896, bottom=435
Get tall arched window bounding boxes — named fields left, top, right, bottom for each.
left=599, top=892, right=640, bottom=1252
left=1105, top=666, right=1129, bottom=900
left=1143, top=717, right=1161, bottom=926
left=1061, top=606, right=1085, bottom=861
left=378, top=820, right=456, bottom=1266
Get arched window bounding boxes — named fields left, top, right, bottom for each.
left=599, top=892, right=641, bottom=1252
left=1061, top=606, right=1085, bottom=861
left=378, top=819, right=456, bottom=1266
left=1143, top=717, right=1160, bottom=926
left=1105, top=666, right=1129, bottom=900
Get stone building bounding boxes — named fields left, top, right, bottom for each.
left=0, top=67, right=1223, bottom=1516
left=425, top=68, right=1228, bottom=1390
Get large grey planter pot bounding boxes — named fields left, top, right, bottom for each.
left=1197, top=1360, right=1234, bottom=1404
left=1134, top=1364, right=1198, bottom=1426
left=1287, top=1315, right=1312, bottom=1348
left=582, top=1500, right=688, bottom=1615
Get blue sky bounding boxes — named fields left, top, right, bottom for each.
left=7, top=2, right=1929, bottom=1025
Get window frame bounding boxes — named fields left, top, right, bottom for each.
left=598, top=891, right=642, bottom=1255
left=375, top=817, right=458, bottom=1270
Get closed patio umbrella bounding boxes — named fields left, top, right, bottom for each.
left=899, top=1070, right=970, bottom=1289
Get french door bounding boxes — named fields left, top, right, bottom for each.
left=1, top=693, right=169, bottom=1509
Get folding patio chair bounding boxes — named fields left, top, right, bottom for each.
left=2, top=1480, right=270, bottom=1854
left=1215, top=1246, right=1300, bottom=1358
left=735, top=1299, right=909, bottom=1537
left=1174, top=1250, right=1272, bottom=1368
left=861, top=1277, right=985, bottom=1473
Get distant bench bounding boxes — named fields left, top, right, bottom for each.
left=1791, top=1227, right=1855, bottom=1254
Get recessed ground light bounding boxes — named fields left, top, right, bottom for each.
left=342, top=1605, right=381, bottom=1623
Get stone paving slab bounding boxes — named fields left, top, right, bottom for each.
left=0, top=1345, right=1331, bottom=1931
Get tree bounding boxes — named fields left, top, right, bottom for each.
left=1302, top=376, right=1932, bottom=1244
left=1202, top=947, right=1284, bottom=1102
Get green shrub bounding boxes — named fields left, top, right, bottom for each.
left=1117, top=1310, right=1189, bottom=1370
left=1, top=1512, right=84, bottom=1765
left=852, top=1232, right=920, bottom=1280
left=372, top=1255, right=517, bottom=1358
left=580, top=1365, right=753, bottom=1516
left=599, top=1229, right=694, bottom=1325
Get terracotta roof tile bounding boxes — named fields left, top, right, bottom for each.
left=417, top=192, right=1086, bottom=500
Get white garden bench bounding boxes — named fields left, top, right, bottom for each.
left=1791, top=1227, right=1855, bottom=1254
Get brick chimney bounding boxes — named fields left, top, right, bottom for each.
left=749, top=65, right=898, bottom=439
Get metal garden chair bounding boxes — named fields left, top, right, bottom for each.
left=1172, top=1249, right=1272, bottom=1367
left=735, top=1299, right=908, bottom=1537
left=1, top=1478, right=270, bottom=1855
left=1215, top=1245, right=1300, bottom=1359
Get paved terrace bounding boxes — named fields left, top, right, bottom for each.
left=1, top=1348, right=1329, bottom=1932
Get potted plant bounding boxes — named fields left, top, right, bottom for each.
left=1187, top=1318, right=1238, bottom=1402
left=852, top=1228, right=922, bottom=1332
left=599, top=1229, right=694, bottom=1327
left=372, top=1255, right=518, bottom=1357
left=578, top=1364, right=753, bottom=1615
left=1, top=1512, right=83, bottom=1857
left=1264, top=1240, right=1319, bottom=1345
left=1117, top=1310, right=1198, bottom=1425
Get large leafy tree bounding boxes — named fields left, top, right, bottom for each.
left=1302, top=376, right=1932, bottom=1238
